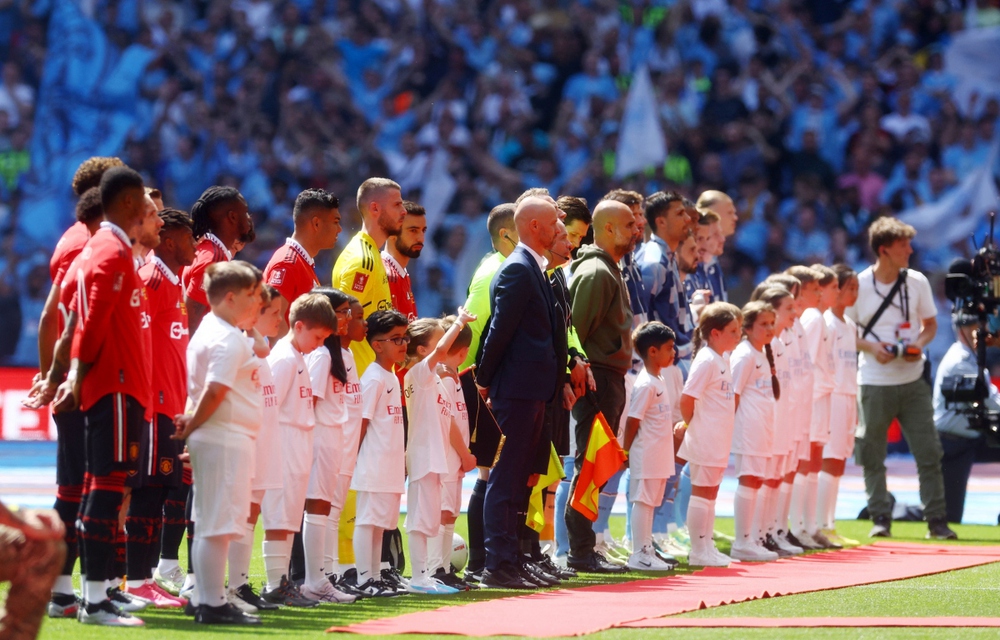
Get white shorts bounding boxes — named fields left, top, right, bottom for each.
left=306, top=426, right=344, bottom=502
left=824, top=393, right=857, bottom=461
left=734, top=454, right=768, bottom=479
left=441, top=476, right=462, bottom=516
left=188, top=431, right=254, bottom=540
left=261, top=425, right=314, bottom=531
left=784, top=450, right=799, bottom=475
left=251, top=489, right=265, bottom=505
left=333, top=473, right=352, bottom=513
left=628, top=476, right=667, bottom=507
left=795, top=436, right=811, bottom=463
left=252, top=422, right=282, bottom=492
left=809, top=393, right=831, bottom=444
left=340, top=418, right=362, bottom=478
left=356, top=490, right=401, bottom=529
left=404, top=473, right=443, bottom=536
left=688, top=463, right=726, bottom=488
left=766, top=454, right=786, bottom=480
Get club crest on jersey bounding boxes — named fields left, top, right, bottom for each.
left=352, top=272, right=369, bottom=293
left=269, top=268, right=285, bottom=285
left=160, top=458, right=174, bottom=475
left=129, top=442, right=140, bottom=462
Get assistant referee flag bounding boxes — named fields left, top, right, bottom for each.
left=570, top=410, right=627, bottom=521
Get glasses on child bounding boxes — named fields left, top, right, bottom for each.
left=335, top=308, right=352, bottom=318
left=375, top=336, right=411, bottom=346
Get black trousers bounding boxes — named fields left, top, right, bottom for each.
left=939, top=432, right=1000, bottom=523
left=565, top=367, right=625, bottom=559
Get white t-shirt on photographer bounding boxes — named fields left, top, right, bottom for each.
left=848, top=267, right=936, bottom=387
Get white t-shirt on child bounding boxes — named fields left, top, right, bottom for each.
left=802, top=307, right=835, bottom=396
left=677, top=346, right=734, bottom=468
left=827, top=310, right=859, bottom=395
left=308, top=345, right=347, bottom=428
left=266, top=337, right=315, bottom=430
left=339, top=347, right=364, bottom=477
left=730, top=341, right=775, bottom=456
left=403, top=359, right=451, bottom=481
left=186, top=312, right=262, bottom=441
left=626, top=368, right=674, bottom=479
left=352, top=362, right=405, bottom=493
left=440, top=372, right=469, bottom=478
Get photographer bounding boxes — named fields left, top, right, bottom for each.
left=850, top=217, right=955, bottom=540
left=933, top=311, right=1000, bottom=523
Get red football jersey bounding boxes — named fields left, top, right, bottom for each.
left=50, top=222, right=91, bottom=285
left=71, top=223, right=151, bottom=412
left=382, top=252, right=417, bottom=321
left=264, top=239, right=320, bottom=320
left=139, top=257, right=188, bottom=419
left=182, top=234, right=231, bottom=307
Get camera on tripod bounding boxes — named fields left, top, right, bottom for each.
left=941, top=212, right=1000, bottom=445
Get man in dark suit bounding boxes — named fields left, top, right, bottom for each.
left=476, top=197, right=560, bottom=589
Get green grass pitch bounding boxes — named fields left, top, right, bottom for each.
left=22, top=516, right=1000, bottom=640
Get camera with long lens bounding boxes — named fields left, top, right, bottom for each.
left=941, top=212, right=1000, bottom=445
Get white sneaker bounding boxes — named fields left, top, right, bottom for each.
left=300, top=580, right=357, bottom=603
left=79, top=600, right=145, bottom=627
left=730, top=543, right=779, bottom=562
left=405, top=577, right=459, bottom=595
left=594, top=540, right=627, bottom=565
left=553, top=554, right=569, bottom=568
left=773, top=532, right=804, bottom=555
left=654, top=534, right=689, bottom=557
left=227, top=588, right=258, bottom=613
left=687, top=550, right=729, bottom=567
left=153, top=566, right=185, bottom=596
left=793, top=530, right=823, bottom=550
left=627, top=548, right=674, bottom=571
left=711, top=547, right=736, bottom=565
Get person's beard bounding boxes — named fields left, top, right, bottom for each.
left=379, top=214, right=403, bottom=237
left=395, top=237, right=423, bottom=259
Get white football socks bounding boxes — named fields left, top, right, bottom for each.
left=733, top=485, right=757, bottom=546
left=303, top=513, right=327, bottom=590
left=194, top=537, right=228, bottom=608
left=262, top=537, right=291, bottom=591
left=227, top=522, right=254, bottom=589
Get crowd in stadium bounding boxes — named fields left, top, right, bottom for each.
left=0, top=1, right=989, bottom=368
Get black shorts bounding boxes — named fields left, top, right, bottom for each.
left=128, top=413, right=183, bottom=489
left=463, top=370, right=502, bottom=467
left=54, top=409, right=86, bottom=487
left=84, top=393, right=143, bottom=478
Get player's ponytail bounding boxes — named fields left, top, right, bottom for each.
left=313, top=287, right=351, bottom=384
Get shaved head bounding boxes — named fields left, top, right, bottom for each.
left=593, top=200, right=635, bottom=262
left=514, top=196, right=560, bottom=254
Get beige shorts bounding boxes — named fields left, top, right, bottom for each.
left=734, top=454, right=768, bottom=479
left=628, top=476, right=668, bottom=507
left=688, top=463, right=726, bottom=488
left=356, top=490, right=401, bottom=530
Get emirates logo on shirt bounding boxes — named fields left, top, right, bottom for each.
left=352, top=272, right=369, bottom=292
left=299, top=385, right=312, bottom=398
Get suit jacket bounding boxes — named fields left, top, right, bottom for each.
left=478, top=245, right=559, bottom=402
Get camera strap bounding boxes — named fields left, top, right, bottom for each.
left=862, top=269, right=908, bottom=341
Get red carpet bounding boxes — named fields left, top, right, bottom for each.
left=616, top=616, right=1000, bottom=628
left=329, top=544, right=1000, bottom=636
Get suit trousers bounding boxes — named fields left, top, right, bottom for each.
left=565, top=367, right=626, bottom=558
left=484, top=397, right=545, bottom=571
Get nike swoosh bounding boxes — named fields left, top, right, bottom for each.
left=720, top=370, right=726, bottom=374
left=756, top=363, right=763, bottom=369
left=639, top=560, right=651, bottom=568
left=298, top=369, right=304, bottom=374
left=347, top=367, right=354, bottom=372
left=655, top=391, right=663, bottom=397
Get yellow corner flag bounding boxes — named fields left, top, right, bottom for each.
left=526, top=444, right=566, bottom=533
left=570, top=410, right=626, bottom=521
